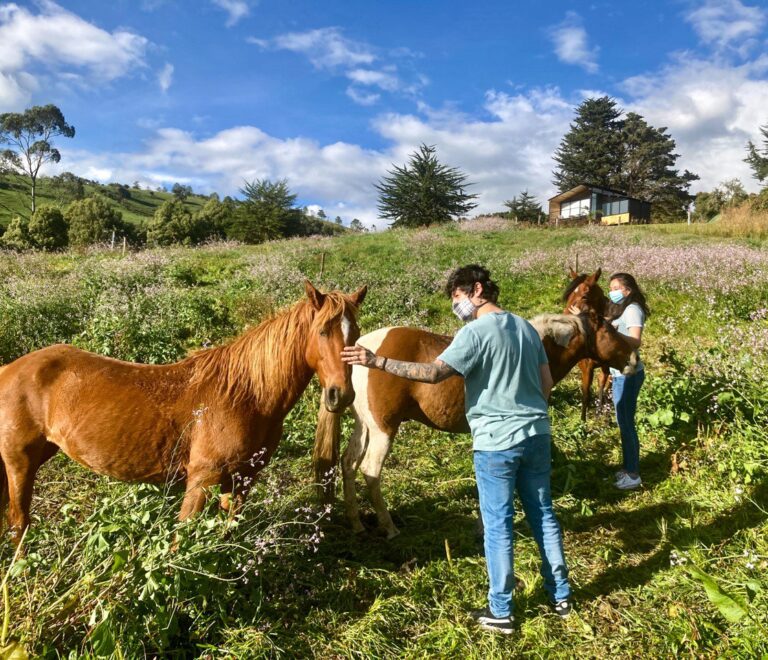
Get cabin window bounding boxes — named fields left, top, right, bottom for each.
left=560, top=198, right=591, bottom=218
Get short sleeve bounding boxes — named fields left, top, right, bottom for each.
left=436, top=325, right=481, bottom=376
left=624, top=304, right=645, bottom=328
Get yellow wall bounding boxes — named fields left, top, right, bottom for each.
left=601, top=212, right=630, bottom=225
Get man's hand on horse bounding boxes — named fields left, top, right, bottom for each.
left=341, top=344, right=378, bottom=368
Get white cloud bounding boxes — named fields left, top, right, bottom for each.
left=211, top=0, right=251, bottom=27
left=549, top=12, right=599, bottom=73
left=685, top=0, right=766, bottom=52
left=158, top=62, right=174, bottom=92
left=250, top=27, right=425, bottom=105
left=0, top=1, right=148, bottom=110
left=621, top=55, right=768, bottom=191
left=256, top=27, right=375, bottom=70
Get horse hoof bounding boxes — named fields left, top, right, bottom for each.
left=385, top=527, right=400, bottom=540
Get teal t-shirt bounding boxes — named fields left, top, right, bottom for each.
left=436, top=312, right=551, bottom=451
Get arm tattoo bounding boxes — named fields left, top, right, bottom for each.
left=376, top=357, right=458, bottom=383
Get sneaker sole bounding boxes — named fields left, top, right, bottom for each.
left=479, top=622, right=515, bottom=635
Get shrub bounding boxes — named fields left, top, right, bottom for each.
left=147, top=198, right=217, bottom=246
left=65, top=195, right=131, bottom=247
left=28, top=205, right=68, bottom=250
left=0, top=215, right=33, bottom=250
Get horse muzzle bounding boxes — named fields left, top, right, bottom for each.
left=324, top=386, right=354, bottom=412
left=622, top=350, right=639, bottom=376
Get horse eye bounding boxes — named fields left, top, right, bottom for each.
left=319, top=329, right=328, bottom=337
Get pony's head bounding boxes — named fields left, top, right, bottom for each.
left=304, top=280, right=367, bottom=412
left=563, top=267, right=606, bottom=317
left=590, top=310, right=638, bottom=375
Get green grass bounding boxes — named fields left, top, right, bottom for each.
left=1, top=222, right=767, bottom=657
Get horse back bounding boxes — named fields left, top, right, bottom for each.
left=356, top=327, right=469, bottom=434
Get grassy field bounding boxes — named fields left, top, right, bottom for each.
left=0, top=220, right=767, bottom=658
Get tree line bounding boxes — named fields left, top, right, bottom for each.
left=3, top=100, right=768, bottom=247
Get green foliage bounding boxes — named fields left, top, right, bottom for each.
left=350, top=218, right=366, bottom=231
left=504, top=190, right=542, bottom=223
left=0, top=104, right=75, bottom=213
left=230, top=178, right=302, bottom=243
left=146, top=198, right=216, bottom=246
left=376, top=144, right=478, bottom=227
left=694, top=179, right=749, bottom=221
left=171, top=182, right=193, bottom=200
left=0, top=216, right=33, bottom=250
left=744, top=123, right=768, bottom=185
left=28, top=205, right=67, bottom=250
left=553, top=96, right=624, bottom=191
left=65, top=195, right=131, bottom=247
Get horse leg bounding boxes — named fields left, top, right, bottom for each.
left=342, top=415, right=368, bottom=535
left=597, top=367, right=611, bottom=414
left=179, top=464, right=224, bottom=520
left=3, top=438, right=56, bottom=546
left=579, top=360, right=595, bottom=423
left=360, top=426, right=398, bottom=539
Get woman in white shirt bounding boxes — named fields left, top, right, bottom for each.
left=607, top=273, right=649, bottom=490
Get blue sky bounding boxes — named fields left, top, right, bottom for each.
left=1, top=0, right=767, bottom=225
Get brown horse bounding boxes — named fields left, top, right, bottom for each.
left=562, top=268, right=619, bottom=421
left=314, top=301, right=636, bottom=539
left=0, top=281, right=366, bottom=545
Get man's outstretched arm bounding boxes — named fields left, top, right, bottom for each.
left=341, top=345, right=459, bottom=383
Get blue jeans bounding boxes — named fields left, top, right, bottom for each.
left=612, top=369, right=645, bottom=475
left=473, top=434, right=571, bottom=618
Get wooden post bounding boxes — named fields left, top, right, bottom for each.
left=122, top=236, right=127, bottom=255
left=110, top=230, right=116, bottom=250
left=319, top=252, right=326, bottom=280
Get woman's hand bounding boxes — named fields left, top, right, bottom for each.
left=568, top=305, right=581, bottom=315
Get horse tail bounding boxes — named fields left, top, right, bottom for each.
left=313, top=398, right=343, bottom=504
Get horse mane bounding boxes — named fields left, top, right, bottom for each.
left=561, top=274, right=587, bottom=303
left=188, top=292, right=357, bottom=405
left=530, top=313, right=586, bottom=348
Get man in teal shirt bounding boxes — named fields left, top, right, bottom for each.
left=341, top=264, right=571, bottom=634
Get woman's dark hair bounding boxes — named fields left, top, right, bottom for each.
left=609, top=272, right=650, bottom=317
left=444, top=264, right=500, bottom=303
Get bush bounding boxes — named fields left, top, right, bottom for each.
left=29, top=205, right=68, bottom=250
left=0, top=215, right=33, bottom=250
left=147, top=199, right=220, bottom=246
left=65, top=195, right=131, bottom=247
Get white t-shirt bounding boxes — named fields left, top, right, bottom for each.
left=610, top=302, right=645, bottom=375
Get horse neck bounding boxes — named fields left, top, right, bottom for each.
left=552, top=316, right=595, bottom=383
left=193, top=302, right=316, bottom=415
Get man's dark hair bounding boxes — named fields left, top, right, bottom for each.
left=444, top=264, right=500, bottom=302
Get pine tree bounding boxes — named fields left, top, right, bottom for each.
left=376, top=144, right=477, bottom=227
left=617, top=113, right=698, bottom=221
left=745, top=124, right=768, bottom=185
left=503, top=190, right=542, bottom=223
left=229, top=179, right=301, bottom=243
left=552, top=97, right=624, bottom=192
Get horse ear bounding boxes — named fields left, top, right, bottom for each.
left=586, top=268, right=602, bottom=285
left=305, top=280, right=326, bottom=310
left=568, top=266, right=578, bottom=278
left=350, top=285, right=367, bottom=307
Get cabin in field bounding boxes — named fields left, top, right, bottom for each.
left=548, top=184, right=651, bottom=225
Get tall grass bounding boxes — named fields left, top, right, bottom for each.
left=0, top=224, right=766, bottom=657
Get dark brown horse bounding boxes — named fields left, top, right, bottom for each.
left=562, top=268, right=621, bottom=421
left=0, top=281, right=366, bottom=545
left=314, top=297, right=636, bottom=538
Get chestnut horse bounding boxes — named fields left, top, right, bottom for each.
left=562, top=268, right=622, bottom=421
left=314, top=297, right=636, bottom=539
left=0, top=281, right=366, bottom=545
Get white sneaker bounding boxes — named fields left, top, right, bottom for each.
left=615, top=472, right=642, bottom=490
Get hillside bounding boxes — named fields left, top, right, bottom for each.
left=0, top=222, right=766, bottom=657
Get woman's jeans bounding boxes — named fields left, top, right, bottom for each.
left=612, top=369, right=645, bottom=475
left=473, top=434, right=570, bottom=618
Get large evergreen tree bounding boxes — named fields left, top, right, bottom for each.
left=616, top=112, right=698, bottom=221
left=552, top=97, right=624, bottom=192
left=745, top=124, right=768, bottom=185
left=376, top=144, right=477, bottom=227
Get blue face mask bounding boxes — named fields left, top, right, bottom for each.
left=608, top=290, right=625, bottom=304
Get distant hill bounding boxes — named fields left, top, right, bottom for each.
left=0, top=174, right=346, bottom=236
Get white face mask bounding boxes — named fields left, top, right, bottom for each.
left=452, top=298, right=477, bottom=322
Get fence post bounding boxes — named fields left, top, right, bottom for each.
left=319, top=252, right=326, bottom=280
